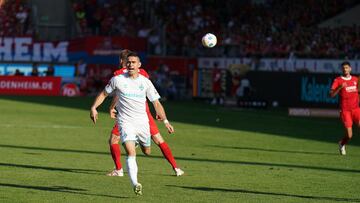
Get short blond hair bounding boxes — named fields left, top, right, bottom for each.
left=119, top=49, right=131, bottom=62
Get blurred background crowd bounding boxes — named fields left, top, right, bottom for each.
left=71, top=0, right=360, bottom=58
left=1, top=0, right=360, bottom=105
left=1, top=0, right=359, bottom=59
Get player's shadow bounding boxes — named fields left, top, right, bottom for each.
left=0, top=144, right=109, bottom=156
left=1, top=144, right=360, bottom=174
left=0, top=95, right=354, bottom=146
left=0, top=162, right=103, bottom=175
left=169, top=156, right=360, bottom=174
left=208, top=145, right=338, bottom=156
left=0, top=183, right=128, bottom=199
left=166, top=185, right=360, bottom=202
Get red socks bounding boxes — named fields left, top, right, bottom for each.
left=159, top=142, right=177, bottom=169
left=110, top=144, right=122, bottom=170
left=110, top=142, right=177, bottom=170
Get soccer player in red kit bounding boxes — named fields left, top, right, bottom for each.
left=107, top=49, right=184, bottom=176
left=211, top=62, right=223, bottom=105
left=330, top=61, right=360, bottom=155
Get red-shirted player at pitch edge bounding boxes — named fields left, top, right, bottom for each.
left=330, top=61, right=360, bottom=155
left=106, top=49, right=184, bottom=176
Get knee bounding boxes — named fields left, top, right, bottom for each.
left=109, top=134, right=120, bottom=145
left=123, top=142, right=137, bottom=155
left=153, top=139, right=160, bottom=145
left=346, top=130, right=353, bottom=139
left=143, top=148, right=151, bottom=156
left=151, top=133, right=164, bottom=145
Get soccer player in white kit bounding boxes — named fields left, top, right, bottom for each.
left=90, top=52, right=175, bottom=195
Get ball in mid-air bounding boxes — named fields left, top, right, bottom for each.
left=202, top=33, right=217, bottom=48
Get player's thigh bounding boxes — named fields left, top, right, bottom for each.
left=119, top=123, right=137, bottom=144
left=151, top=133, right=164, bottom=145
left=136, top=123, right=151, bottom=148
left=109, top=133, right=120, bottom=144
left=147, top=106, right=160, bottom=136
left=352, top=108, right=360, bottom=127
left=147, top=110, right=163, bottom=144
left=111, top=124, right=121, bottom=136
left=109, top=124, right=121, bottom=144
left=141, top=146, right=151, bottom=155
left=340, top=110, right=353, bottom=128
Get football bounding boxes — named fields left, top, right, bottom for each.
left=202, top=33, right=217, bottom=48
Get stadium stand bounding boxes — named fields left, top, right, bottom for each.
left=72, top=0, right=151, bottom=37
left=0, top=0, right=32, bottom=36
left=71, top=0, right=359, bottom=59
left=152, top=0, right=359, bottom=58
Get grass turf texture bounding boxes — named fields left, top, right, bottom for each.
left=0, top=96, right=360, bottom=203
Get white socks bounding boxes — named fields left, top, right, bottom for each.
left=126, top=156, right=138, bottom=186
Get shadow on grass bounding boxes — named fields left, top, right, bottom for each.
left=167, top=185, right=360, bottom=202
left=0, top=144, right=109, bottom=155
left=0, top=183, right=128, bottom=199
left=0, top=96, right=355, bottom=146
left=1, top=144, right=360, bottom=174
left=208, top=145, right=338, bottom=156
left=0, top=162, right=102, bottom=175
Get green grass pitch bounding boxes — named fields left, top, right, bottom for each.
left=0, top=96, right=360, bottom=202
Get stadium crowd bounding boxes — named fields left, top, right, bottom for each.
left=72, top=0, right=151, bottom=38
left=1, top=0, right=359, bottom=58
left=154, top=0, right=359, bottom=58
left=72, top=0, right=360, bottom=59
left=0, top=0, right=31, bottom=36
left=0, top=0, right=360, bottom=59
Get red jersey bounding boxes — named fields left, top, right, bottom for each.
left=331, top=75, right=359, bottom=111
left=212, top=68, right=221, bottom=93
left=113, top=67, right=149, bottom=79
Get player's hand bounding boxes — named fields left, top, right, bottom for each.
left=110, top=108, right=117, bottom=119
left=90, top=108, right=98, bottom=124
left=340, top=82, right=347, bottom=89
left=165, top=122, right=175, bottom=134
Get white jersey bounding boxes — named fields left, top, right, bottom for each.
left=105, top=73, right=160, bottom=124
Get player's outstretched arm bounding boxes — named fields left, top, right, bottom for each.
left=152, top=100, right=174, bottom=134
left=90, top=90, right=108, bottom=124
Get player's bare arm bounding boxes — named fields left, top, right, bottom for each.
left=90, top=90, right=108, bottom=124
left=109, top=95, right=118, bottom=119
left=329, top=88, right=340, bottom=97
left=330, top=83, right=346, bottom=97
left=152, top=100, right=175, bottom=134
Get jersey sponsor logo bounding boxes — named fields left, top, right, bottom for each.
left=122, top=92, right=145, bottom=98
left=345, top=86, right=357, bottom=92
left=139, top=84, right=144, bottom=91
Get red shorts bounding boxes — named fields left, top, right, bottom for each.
left=340, top=108, right=360, bottom=128
left=213, top=83, right=221, bottom=93
left=111, top=103, right=160, bottom=136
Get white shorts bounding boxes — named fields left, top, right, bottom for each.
left=118, top=121, right=151, bottom=147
